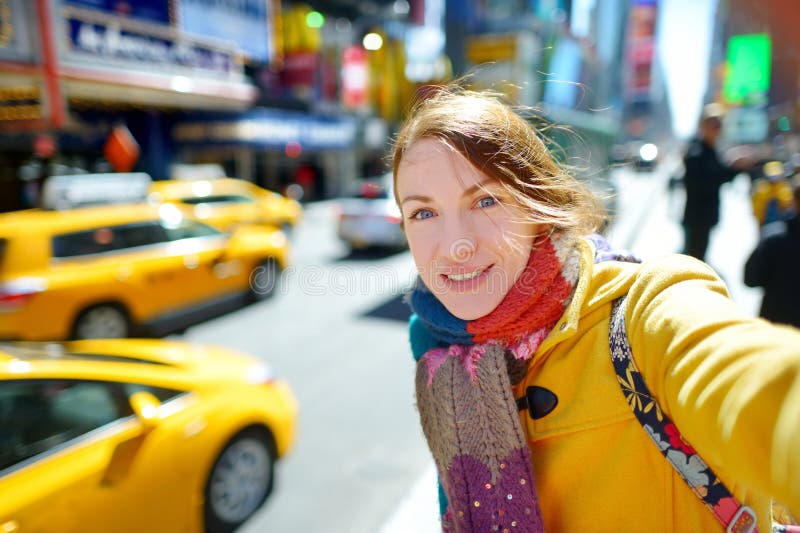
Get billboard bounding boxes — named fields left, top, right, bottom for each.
left=62, top=0, right=171, bottom=25
left=177, top=0, right=274, bottom=63
left=624, top=0, right=658, bottom=101
left=722, top=33, right=771, bottom=105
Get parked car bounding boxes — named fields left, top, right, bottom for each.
left=0, top=338, right=298, bottom=533
left=149, top=178, right=302, bottom=234
left=336, top=173, right=406, bottom=251
left=0, top=173, right=288, bottom=341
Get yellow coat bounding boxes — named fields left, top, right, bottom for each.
left=513, top=238, right=800, bottom=531
left=751, top=178, right=794, bottom=225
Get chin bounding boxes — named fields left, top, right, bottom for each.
left=442, top=297, right=501, bottom=321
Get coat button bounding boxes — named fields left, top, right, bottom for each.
left=525, top=386, right=558, bottom=419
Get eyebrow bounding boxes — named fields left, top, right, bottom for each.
left=400, top=178, right=497, bottom=205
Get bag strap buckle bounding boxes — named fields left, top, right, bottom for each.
left=726, top=505, right=756, bottom=533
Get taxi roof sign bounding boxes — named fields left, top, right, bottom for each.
left=42, top=173, right=153, bottom=211
left=170, top=163, right=225, bottom=181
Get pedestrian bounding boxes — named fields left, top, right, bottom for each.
left=681, top=103, right=752, bottom=261
left=750, top=160, right=795, bottom=229
left=744, top=176, right=800, bottom=328
left=392, top=86, right=800, bottom=532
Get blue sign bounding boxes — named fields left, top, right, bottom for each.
left=172, top=109, right=357, bottom=150
left=66, top=18, right=236, bottom=75
left=62, top=0, right=171, bottom=25
left=178, top=0, right=273, bottom=63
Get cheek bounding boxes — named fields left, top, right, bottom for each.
left=477, top=211, right=533, bottom=249
left=405, top=227, right=436, bottom=264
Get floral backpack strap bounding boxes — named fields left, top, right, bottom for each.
left=608, top=296, right=759, bottom=533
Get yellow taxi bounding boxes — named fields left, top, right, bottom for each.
left=149, top=177, right=303, bottom=234
left=0, top=173, right=288, bottom=341
left=0, top=338, right=298, bottom=533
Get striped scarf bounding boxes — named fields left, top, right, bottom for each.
left=410, top=233, right=581, bottom=533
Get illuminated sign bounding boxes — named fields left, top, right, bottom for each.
left=341, top=45, right=368, bottom=110
left=62, top=0, right=171, bottom=25
left=173, top=110, right=357, bottom=150
left=0, top=86, right=43, bottom=121
left=625, top=0, right=658, bottom=100
left=723, top=34, right=771, bottom=105
left=178, top=0, right=274, bottom=62
left=62, top=7, right=239, bottom=77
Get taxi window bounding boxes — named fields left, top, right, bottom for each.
left=0, top=239, right=5, bottom=268
left=179, top=194, right=253, bottom=205
left=52, top=229, right=117, bottom=257
left=115, top=222, right=168, bottom=248
left=123, top=383, right=183, bottom=403
left=52, top=222, right=168, bottom=258
left=0, top=380, right=132, bottom=473
left=162, top=220, right=221, bottom=241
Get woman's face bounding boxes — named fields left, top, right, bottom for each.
left=396, top=138, right=544, bottom=320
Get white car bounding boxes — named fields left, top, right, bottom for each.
left=336, top=174, right=406, bottom=251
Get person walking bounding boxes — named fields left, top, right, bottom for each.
left=750, top=160, right=795, bottom=230
left=681, top=104, right=751, bottom=261
left=744, top=176, right=800, bottom=328
left=392, top=86, right=800, bottom=532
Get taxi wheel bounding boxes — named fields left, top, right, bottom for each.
left=204, top=428, right=275, bottom=533
left=249, top=259, right=279, bottom=301
left=73, top=304, right=130, bottom=340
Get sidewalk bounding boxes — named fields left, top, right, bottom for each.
left=609, top=163, right=762, bottom=317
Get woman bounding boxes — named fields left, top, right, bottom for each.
left=393, top=87, right=800, bottom=532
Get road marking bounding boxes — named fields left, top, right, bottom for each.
left=378, top=462, right=440, bottom=533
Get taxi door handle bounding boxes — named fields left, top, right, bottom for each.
left=183, top=254, right=200, bottom=270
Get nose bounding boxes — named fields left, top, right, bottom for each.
left=435, top=212, right=477, bottom=264
left=446, top=236, right=476, bottom=264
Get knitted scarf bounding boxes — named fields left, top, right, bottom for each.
left=410, top=233, right=581, bottom=533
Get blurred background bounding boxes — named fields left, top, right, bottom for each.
left=0, top=0, right=798, bottom=532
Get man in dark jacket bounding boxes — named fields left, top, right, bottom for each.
left=744, top=178, right=800, bottom=328
left=681, top=104, right=750, bottom=260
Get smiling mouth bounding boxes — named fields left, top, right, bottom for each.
left=442, top=265, right=492, bottom=282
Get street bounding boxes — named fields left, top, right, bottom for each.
left=172, top=158, right=764, bottom=533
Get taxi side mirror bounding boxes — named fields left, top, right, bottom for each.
left=129, top=391, right=162, bottom=433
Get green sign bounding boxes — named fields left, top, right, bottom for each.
left=723, top=33, right=771, bottom=105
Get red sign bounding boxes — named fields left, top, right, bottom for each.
left=33, top=135, right=56, bottom=158
left=103, top=124, right=140, bottom=172
left=341, top=46, right=368, bottom=110
left=282, top=51, right=318, bottom=89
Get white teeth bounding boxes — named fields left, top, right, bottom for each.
left=446, top=270, right=483, bottom=281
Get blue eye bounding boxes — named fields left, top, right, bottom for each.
left=477, top=196, right=496, bottom=208
left=411, top=208, right=434, bottom=220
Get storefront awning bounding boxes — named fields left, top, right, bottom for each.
left=172, top=108, right=359, bottom=151
left=59, top=64, right=258, bottom=111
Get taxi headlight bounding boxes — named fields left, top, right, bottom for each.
left=639, top=143, right=658, bottom=162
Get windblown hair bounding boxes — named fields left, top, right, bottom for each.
left=392, top=86, right=607, bottom=236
